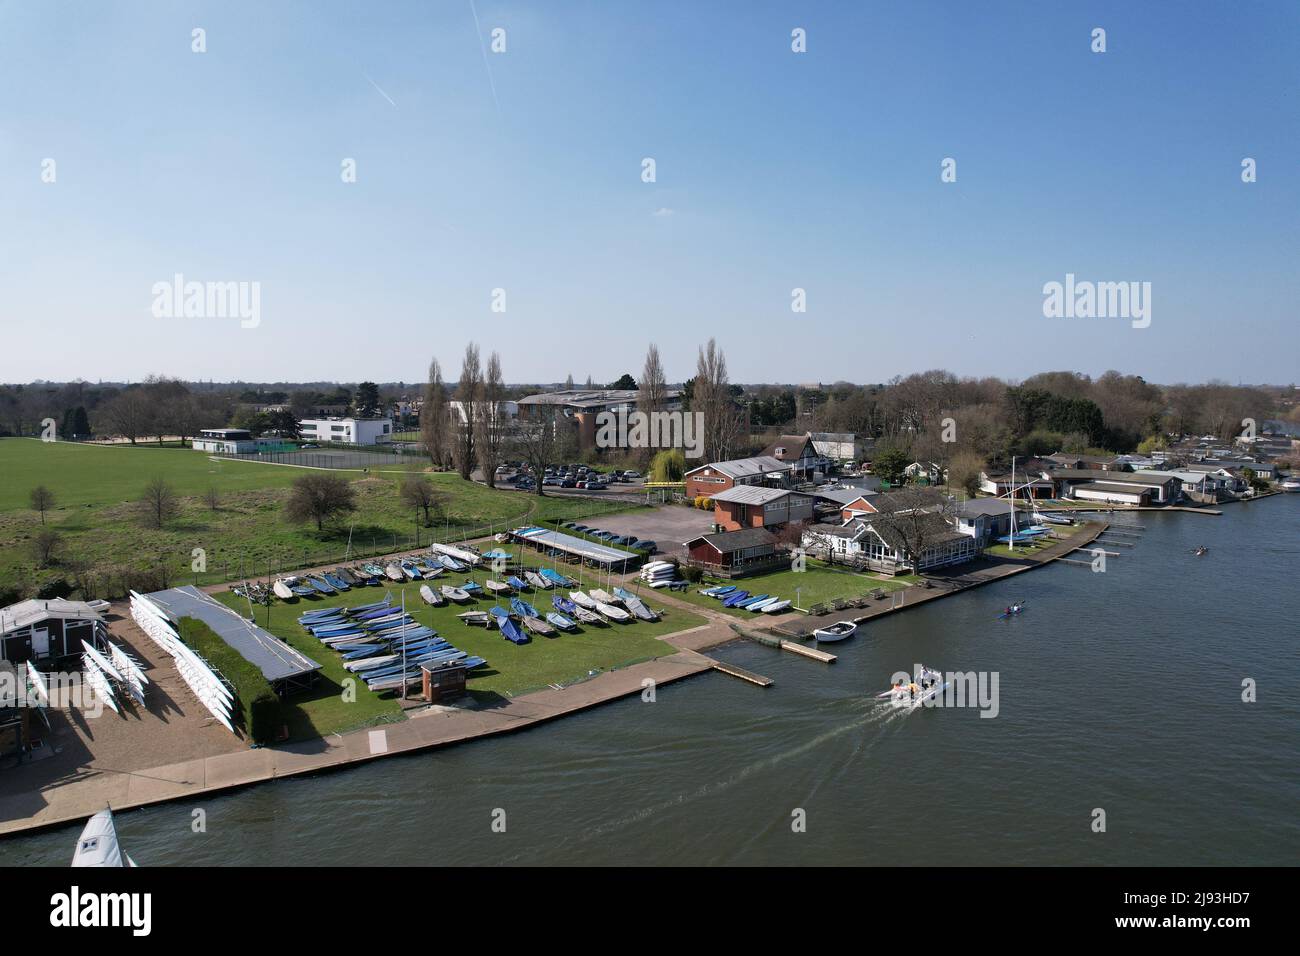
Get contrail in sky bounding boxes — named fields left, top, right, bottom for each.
left=363, top=71, right=398, bottom=109
left=468, top=0, right=500, bottom=111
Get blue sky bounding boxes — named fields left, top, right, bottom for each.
left=1, top=0, right=1296, bottom=386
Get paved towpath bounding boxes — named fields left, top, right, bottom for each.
left=0, top=650, right=713, bottom=838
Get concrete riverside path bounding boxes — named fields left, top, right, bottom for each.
left=0, top=650, right=713, bottom=838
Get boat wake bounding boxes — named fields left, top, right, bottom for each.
left=492, top=701, right=909, bottom=864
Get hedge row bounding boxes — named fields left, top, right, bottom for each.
left=177, top=616, right=281, bottom=745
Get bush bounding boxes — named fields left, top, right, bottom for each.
left=694, top=496, right=712, bottom=510
left=682, top=565, right=704, bottom=583
left=36, top=577, right=74, bottom=600
left=178, top=617, right=281, bottom=744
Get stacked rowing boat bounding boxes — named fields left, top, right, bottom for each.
left=639, top=561, right=679, bottom=589
left=129, top=590, right=235, bottom=732
left=297, top=598, right=486, bottom=693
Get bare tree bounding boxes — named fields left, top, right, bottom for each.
left=30, top=529, right=63, bottom=568
left=695, top=338, right=739, bottom=461
left=475, top=351, right=507, bottom=487
left=29, top=485, right=55, bottom=524
left=639, top=343, right=668, bottom=463
left=453, top=343, right=483, bottom=480
left=400, top=475, right=447, bottom=526
left=511, top=407, right=573, bottom=497
left=284, top=473, right=357, bottom=532
left=204, top=486, right=222, bottom=511
left=138, top=477, right=181, bottom=529
left=102, top=387, right=151, bottom=444
left=869, top=487, right=956, bottom=573
left=564, top=373, right=575, bottom=390
left=421, top=357, right=449, bottom=469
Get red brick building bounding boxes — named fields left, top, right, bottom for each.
left=684, top=455, right=791, bottom=501
left=710, top=486, right=815, bottom=531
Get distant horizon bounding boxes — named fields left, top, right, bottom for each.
left=7, top=371, right=1299, bottom=391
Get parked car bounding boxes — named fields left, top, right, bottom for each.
left=585, top=481, right=608, bottom=490
left=572, top=524, right=590, bottom=533
left=622, top=470, right=640, bottom=478
left=561, top=478, right=577, bottom=488
left=543, top=477, right=564, bottom=486
left=300, top=442, right=320, bottom=448
left=609, top=534, right=636, bottom=546
left=591, top=530, right=616, bottom=540
left=631, top=539, right=657, bottom=553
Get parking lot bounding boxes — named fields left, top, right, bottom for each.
left=571, top=504, right=716, bottom=557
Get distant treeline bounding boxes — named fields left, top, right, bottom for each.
left=2, top=369, right=1293, bottom=471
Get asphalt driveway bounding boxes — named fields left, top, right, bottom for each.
left=573, top=505, right=716, bottom=557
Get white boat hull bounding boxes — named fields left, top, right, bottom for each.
left=813, top=622, right=857, bottom=642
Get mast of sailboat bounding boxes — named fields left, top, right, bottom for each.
left=1009, top=456, right=1017, bottom=553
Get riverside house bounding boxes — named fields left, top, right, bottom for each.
left=802, top=512, right=977, bottom=575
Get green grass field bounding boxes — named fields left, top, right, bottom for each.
left=0, top=438, right=643, bottom=595
left=216, top=578, right=702, bottom=715
left=671, top=560, right=915, bottom=617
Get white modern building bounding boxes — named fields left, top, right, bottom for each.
left=191, top=428, right=281, bottom=454
left=298, top=417, right=393, bottom=445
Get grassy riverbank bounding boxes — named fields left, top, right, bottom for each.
left=0, top=438, right=641, bottom=595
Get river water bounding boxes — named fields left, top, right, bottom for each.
left=3, top=498, right=1298, bottom=866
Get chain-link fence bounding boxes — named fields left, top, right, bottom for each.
left=207, top=442, right=427, bottom=471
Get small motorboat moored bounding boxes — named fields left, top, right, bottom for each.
left=812, top=620, right=857, bottom=643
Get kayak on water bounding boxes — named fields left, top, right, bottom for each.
left=997, top=601, right=1027, bottom=620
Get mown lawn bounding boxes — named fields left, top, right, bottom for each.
left=0, top=437, right=644, bottom=595
left=217, top=577, right=703, bottom=708
left=672, top=560, right=916, bottom=617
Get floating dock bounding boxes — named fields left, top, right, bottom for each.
left=781, top=641, right=837, bottom=663
left=710, top=660, right=774, bottom=687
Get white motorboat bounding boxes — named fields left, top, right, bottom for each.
left=813, top=620, right=857, bottom=642
left=419, top=584, right=444, bottom=606
left=485, top=579, right=512, bottom=595
left=761, top=599, right=792, bottom=614
left=72, top=808, right=136, bottom=867
left=569, top=590, right=597, bottom=609
left=589, top=588, right=615, bottom=604
left=441, top=585, right=471, bottom=603
left=385, top=563, right=406, bottom=582
left=1279, top=478, right=1300, bottom=492
left=875, top=666, right=948, bottom=710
